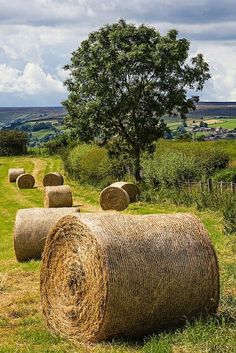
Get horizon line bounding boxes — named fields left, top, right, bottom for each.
left=1, top=101, right=236, bottom=109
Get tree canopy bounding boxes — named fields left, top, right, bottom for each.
left=63, top=19, right=210, bottom=180
left=0, top=130, right=28, bottom=156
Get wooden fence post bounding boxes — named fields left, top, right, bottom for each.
left=199, top=181, right=203, bottom=192
left=207, top=178, right=213, bottom=192
left=188, top=180, right=191, bottom=192
left=220, top=180, right=223, bottom=195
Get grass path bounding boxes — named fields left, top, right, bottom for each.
left=0, top=155, right=235, bottom=353
left=31, top=158, right=48, bottom=188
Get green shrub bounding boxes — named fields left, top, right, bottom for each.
left=106, top=136, right=135, bottom=180
left=142, top=151, right=199, bottom=188
left=154, top=139, right=230, bottom=177
left=44, top=133, right=72, bottom=155
left=65, top=144, right=114, bottom=186
left=195, top=149, right=229, bottom=177
left=0, top=130, right=28, bottom=156
left=222, top=198, right=236, bottom=234
left=213, top=168, right=236, bottom=183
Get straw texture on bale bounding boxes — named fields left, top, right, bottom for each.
left=8, top=168, right=25, bottom=182
left=111, top=181, right=140, bottom=202
left=44, top=185, right=73, bottom=208
left=43, top=172, right=64, bottom=187
left=14, top=207, right=80, bottom=262
left=41, top=213, right=219, bottom=344
left=99, top=186, right=130, bottom=211
left=16, top=173, right=35, bottom=189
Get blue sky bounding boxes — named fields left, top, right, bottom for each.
left=0, top=0, right=236, bottom=106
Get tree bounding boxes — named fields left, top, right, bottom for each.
left=0, top=130, right=28, bottom=156
left=63, top=20, right=210, bottom=181
left=44, top=133, right=70, bottom=155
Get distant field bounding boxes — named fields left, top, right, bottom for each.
left=166, top=122, right=181, bottom=130
left=167, top=117, right=236, bottom=132
left=208, top=119, right=236, bottom=129
left=31, top=129, right=53, bottom=139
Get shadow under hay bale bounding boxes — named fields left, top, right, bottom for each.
left=43, top=172, right=64, bottom=187
left=16, top=173, right=35, bottom=189
left=44, top=185, right=73, bottom=208
left=14, top=207, right=80, bottom=262
left=8, top=168, right=25, bottom=182
left=100, top=186, right=130, bottom=211
left=111, top=181, right=140, bottom=202
left=41, top=213, right=219, bottom=344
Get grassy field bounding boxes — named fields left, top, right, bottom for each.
left=0, top=154, right=235, bottom=353
left=167, top=118, right=236, bottom=132
left=31, top=129, right=54, bottom=139
left=208, top=119, right=236, bottom=129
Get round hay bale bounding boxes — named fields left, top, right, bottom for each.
left=41, top=213, right=219, bottom=343
left=43, top=172, right=64, bottom=187
left=14, top=207, right=80, bottom=262
left=111, top=181, right=140, bottom=202
left=8, top=168, right=25, bottom=182
left=16, top=173, right=35, bottom=189
left=44, top=185, right=73, bottom=208
left=99, top=186, right=130, bottom=211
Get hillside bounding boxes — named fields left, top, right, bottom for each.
left=2, top=103, right=236, bottom=126
left=0, top=107, right=66, bottom=126
left=0, top=154, right=235, bottom=352
left=1, top=104, right=236, bottom=147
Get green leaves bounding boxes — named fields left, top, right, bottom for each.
left=63, top=19, right=210, bottom=180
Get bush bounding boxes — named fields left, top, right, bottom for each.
left=213, top=168, right=236, bottom=183
left=222, top=198, right=236, bottom=234
left=154, top=140, right=230, bottom=178
left=106, top=136, right=135, bottom=180
left=142, top=151, right=199, bottom=188
left=0, top=130, right=28, bottom=156
left=64, top=144, right=114, bottom=187
left=44, top=134, right=72, bottom=155
left=195, top=149, right=229, bottom=177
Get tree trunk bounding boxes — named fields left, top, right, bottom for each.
left=134, top=150, right=142, bottom=182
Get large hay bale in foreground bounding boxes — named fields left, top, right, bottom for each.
left=41, top=213, right=219, bottom=344
left=111, top=181, right=140, bottom=202
left=8, top=168, right=25, bottom=182
left=44, top=185, right=73, bottom=208
left=100, top=186, right=130, bottom=211
left=43, top=172, right=64, bottom=187
left=16, top=173, right=35, bottom=189
left=14, top=207, right=80, bottom=262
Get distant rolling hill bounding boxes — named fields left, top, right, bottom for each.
left=1, top=103, right=236, bottom=126
left=188, top=102, right=236, bottom=117
left=0, top=106, right=66, bottom=125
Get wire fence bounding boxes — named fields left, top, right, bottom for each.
left=177, top=179, right=236, bottom=194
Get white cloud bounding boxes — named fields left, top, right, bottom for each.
left=0, top=0, right=97, bottom=26
left=0, top=0, right=236, bottom=105
left=56, top=65, right=69, bottom=81
left=0, top=0, right=235, bottom=26
left=0, top=25, right=87, bottom=64
left=0, top=62, right=65, bottom=95
left=191, top=42, right=236, bottom=101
